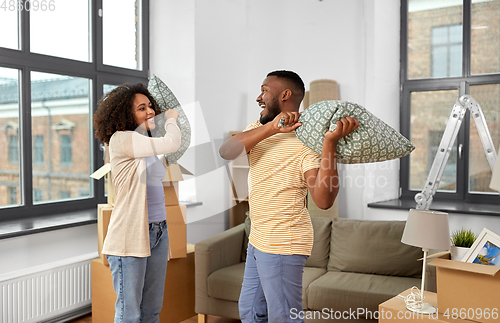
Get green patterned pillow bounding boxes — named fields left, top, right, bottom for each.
left=148, top=74, right=191, bottom=164
left=293, top=100, right=414, bottom=164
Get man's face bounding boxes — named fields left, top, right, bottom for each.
left=256, top=76, right=283, bottom=125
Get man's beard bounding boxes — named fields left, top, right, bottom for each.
left=259, top=98, right=280, bottom=125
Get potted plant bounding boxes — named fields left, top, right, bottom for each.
left=450, top=228, right=477, bottom=261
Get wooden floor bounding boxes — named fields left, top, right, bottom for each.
left=68, top=313, right=241, bottom=323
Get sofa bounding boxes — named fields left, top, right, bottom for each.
left=195, top=216, right=437, bottom=322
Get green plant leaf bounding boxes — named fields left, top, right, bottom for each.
left=450, top=228, right=477, bottom=248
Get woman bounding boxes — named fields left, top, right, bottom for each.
left=93, top=83, right=181, bottom=323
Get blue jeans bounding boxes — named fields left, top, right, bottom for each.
left=107, top=220, right=169, bottom=323
left=239, top=243, right=308, bottom=323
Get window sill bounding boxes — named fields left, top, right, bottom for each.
left=0, top=208, right=97, bottom=240
left=0, top=201, right=203, bottom=240
left=368, top=198, right=500, bottom=216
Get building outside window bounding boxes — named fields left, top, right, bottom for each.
left=33, top=189, right=43, bottom=202
left=0, top=0, right=150, bottom=219
left=8, top=187, right=17, bottom=205
left=431, top=24, right=463, bottom=78
left=60, top=191, right=71, bottom=200
left=8, top=135, right=18, bottom=164
left=33, top=135, right=44, bottom=165
left=60, top=135, right=73, bottom=166
left=401, top=0, right=500, bottom=205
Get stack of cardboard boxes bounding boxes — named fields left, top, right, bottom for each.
left=90, top=162, right=195, bottom=323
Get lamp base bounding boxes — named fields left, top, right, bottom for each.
left=406, top=302, right=437, bottom=315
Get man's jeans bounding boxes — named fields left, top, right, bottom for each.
left=239, top=243, right=308, bottom=323
left=107, top=220, right=169, bottom=323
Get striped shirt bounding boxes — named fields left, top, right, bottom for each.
left=245, top=121, right=321, bottom=256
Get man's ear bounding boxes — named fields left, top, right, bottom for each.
left=281, top=89, right=292, bottom=101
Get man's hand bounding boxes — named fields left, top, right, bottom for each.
left=324, top=116, right=359, bottom=143
left=269, top=111, right=302, bottom=133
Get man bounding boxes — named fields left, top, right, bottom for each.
left=219, top=70, right=358, bottom=322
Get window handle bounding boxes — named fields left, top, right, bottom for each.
left=458, top=143, right=463, bottom=160
left=100, top=144, right=106, bottom=162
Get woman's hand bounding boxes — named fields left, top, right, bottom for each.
left=324, top=117, right=359, bottom=143
left=165, top=109, right=180, bottom=120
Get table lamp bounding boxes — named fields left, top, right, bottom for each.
left=401, top=209, right=450, bottom=314
left=490, top=149, right=499, bottom=192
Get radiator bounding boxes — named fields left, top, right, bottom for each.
left=0, top=253, right=96, bottom=323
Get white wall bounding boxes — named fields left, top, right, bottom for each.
left=0, top=224, right=97, bottom=276
left=150, top=0, right=500, bottom=244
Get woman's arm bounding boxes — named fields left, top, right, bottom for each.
left=116, top=118, right=182, bottom=158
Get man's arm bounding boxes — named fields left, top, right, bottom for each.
left=219, top=112, right=301, bottom=160
left=305, top=117, right=359, bottom=210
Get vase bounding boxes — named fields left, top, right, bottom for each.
left=450, top=246, right=470, bottom=261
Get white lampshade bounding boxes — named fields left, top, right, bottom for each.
left=490, top=150, right=500, bottom=192
left=402, top=209, right=451, bottom=251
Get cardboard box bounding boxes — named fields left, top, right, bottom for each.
left=429, top=256, right=500, bottom=323
left=163, top=182, right=179, bottom=206
left=166, top=204, right=187, bottom=259
left=162, top=163, right=192, bottom=206
left=90, top=163, right=116, bottom=206
left=91, top=258, right=116, bottom=323
left=96, top=203, right=187, bottom=261
left=91, top=244, right=195, bottom=323
left=91, top=161, right=193, bottom=207
left=97, top=204, right=113, bottom=266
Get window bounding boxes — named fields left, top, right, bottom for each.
left=8, top=135, right=18, bottom=163
left=33, top=189, right=43, bottom=202
left=103, top=0, right=143, bottom=70
left=0, top=1, right=150, bottom=220
left=401, top=0, right=500, bottom=205
left=432, top=25, right=463, bottom=78
left=0, top=8, right=19, bottom=50
left=60, top=191, right=71, bottom=200
left=8, top=187, right=18, bottom=205
left=33, top=135, right=44, bottom=165
left=79, top=189, right=91, bottom=197
left=60, top=135, right=73, bottom=166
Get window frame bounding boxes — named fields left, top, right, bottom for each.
left=0, top=0, right=150, bottom=221
left=400, top=0, right=500, bottom=206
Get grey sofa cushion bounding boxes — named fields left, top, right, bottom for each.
left=307, top=271, right=421, bottom=314
left=207, top=262, right=245, bottom=302
left=328, top=218, right=423, bottom=277
left=305, top=217, right=332, bottom=269
left=302, top=267, right=327, bottom=310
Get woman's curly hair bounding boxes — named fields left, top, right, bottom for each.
left=93, top=83, right=162, bottom=144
